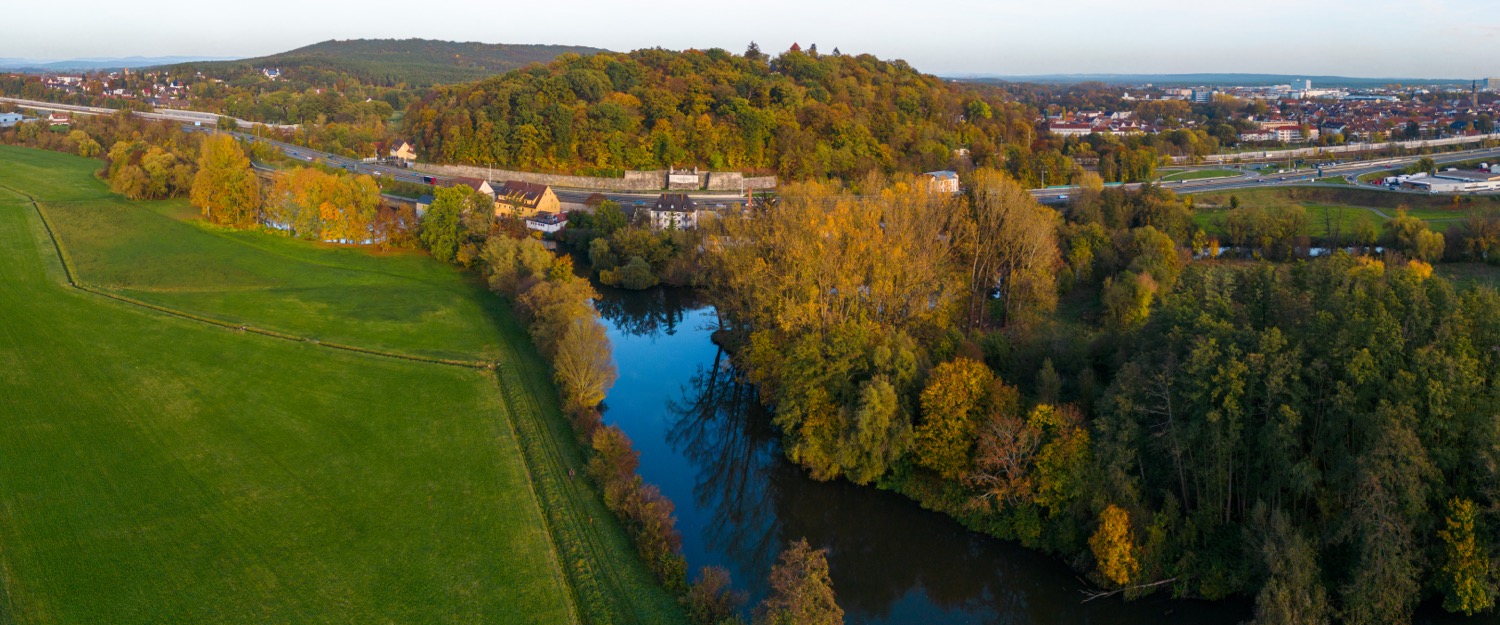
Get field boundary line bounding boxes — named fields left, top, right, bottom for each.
left=485, top=367, right=587, bottom=625
left=10, top=185, right=673, bottom=624
left=11, top=186, right=492, bottom=371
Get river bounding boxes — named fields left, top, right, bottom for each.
left=591, top=284, right=1263, bottom=624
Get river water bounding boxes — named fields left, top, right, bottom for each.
left=591, top=284, right=1262, bottom=624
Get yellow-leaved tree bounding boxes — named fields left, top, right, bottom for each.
left=1090, top=504, right=1140, bottom=587
left=914, top=358, right=995, bottom=480
left=1439, top=497, right=1495, bottom=615
left=191, top=134, right=260, bottom=227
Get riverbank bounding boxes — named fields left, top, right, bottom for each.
left=592, top=284, right=1255, bottom=624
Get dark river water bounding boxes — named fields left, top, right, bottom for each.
left=591, top=284, right=1262, bottom=625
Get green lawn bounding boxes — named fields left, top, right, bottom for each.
left=7, top=150, right=505, bottom=362
left=0, top=145, right=684, bottom=625
left=1160, top=168, right=1238, bottom=182
left=1436, top=263, right=1500, bottom=290
left=1192, top=198, right=1480, bottom=240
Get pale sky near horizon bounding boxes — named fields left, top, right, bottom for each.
left=5, top=0, right=1497, bottom=78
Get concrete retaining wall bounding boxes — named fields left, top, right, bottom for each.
left=1179, top=133, right=1500, bottom=165
left=411, top=163, right=777, bottom=191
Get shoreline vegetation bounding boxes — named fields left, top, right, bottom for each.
left=694, top=171, right=1500, bottom=625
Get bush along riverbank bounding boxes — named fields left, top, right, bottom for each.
left=477, top=235, right=847, bottom=625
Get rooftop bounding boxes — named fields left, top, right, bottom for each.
left=498, top=180, right=552, bottom=205
left=1435, top=170, right=1500, bottom=182
left=654, top=193, right=696, bottom=212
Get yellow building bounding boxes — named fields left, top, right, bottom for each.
left=388, top=140, right=418, bottom=162
left=494, top=181, right=560, bottom=218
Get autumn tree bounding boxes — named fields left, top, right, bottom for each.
left=1383, top=208, right=1445, bottom=262
left=1101, top=271, right=1157, bottom=330
left=67, top=129, right=100, bottom=157
left=968, top=410, right=1042, bottom=507
left=958, top=169, right=1061, bottom=328
left=481, top=235, right=556, bottom=296
left=754, top=539, right=843, bottom=625
left=553, top=316, right=617, bottom=411
left=1438, top=497, right=1494, bottom=615
left=914, top=358, right=996, bottom=479
left=686, top=566, right=748, bottom=625
left=1089, top=504, right=1140, bottom=587
left=191, top=134, right=260, bottom=226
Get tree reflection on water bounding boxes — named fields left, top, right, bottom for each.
left=591, top=286, right=1248, bottom=617
left=666, top=347, right=782, bottom=588
left=592, top=283, right=700, bottom=340
left=613, top=292, right=1250, bottom=624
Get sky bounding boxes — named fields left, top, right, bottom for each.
left=3, top=0, right=1497, bottom=78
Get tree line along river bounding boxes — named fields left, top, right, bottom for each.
left=591, top=284, right=1263, bottom=625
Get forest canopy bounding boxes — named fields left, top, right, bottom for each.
left=402, top=45, right=1037, bottom=180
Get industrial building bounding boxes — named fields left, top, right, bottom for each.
left=1400, top=169, right=1500, bottom=194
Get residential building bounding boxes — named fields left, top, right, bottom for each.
left=1238, top=129, right=1275, bottom=142
left=388, top=140, right=417, bottom=163
left=525, top=211, right=568, bottom=234
left=1047, top=122, right=1094, bottom=137
left=449, top=177, right=495, bottom=200
left=414, top=194, right=435, bottom=218
left=47, top=112, right=70, bottom=126
left=1258, top=120, right=1318, bottom=143
left=494, top=180, right=559, bottom=218
left=650, top=193, right=698, bottom=229
left=919, top=170, right=961, bottom=194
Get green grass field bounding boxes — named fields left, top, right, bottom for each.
left=1189, top=186, right=1495, bottom=240
left=1160, top=168, right=1238, bottom=182
left=1191, top=202, right=1470, bottom=240
left=7, top=157, right=506, bottom=361
left=1435, top=263, right=1500, bottom=290
left=0, top=145, right=684, bottom=625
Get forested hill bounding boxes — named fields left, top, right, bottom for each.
left=401, top=45, right=1038, bottom=180
left=164, top=39, right=608, bottom=88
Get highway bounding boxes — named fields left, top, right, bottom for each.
left=236, top=127, right=1500, bottom=209
left=1031, top=145, right=1500, bottom=205
left=205, top=128, right=755, bottom=209
left=0, top=96, right=296, bottom=130
left=14, top=93, right=1494, bottom=206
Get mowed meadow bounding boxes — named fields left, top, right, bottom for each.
left=0, top=145, right=624, bottom=624
left=17, top=151, right=510, bottom=362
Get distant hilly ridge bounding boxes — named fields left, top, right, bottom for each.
left=162, top=39, right=610, bottom=87
left=955, top=73, right=1472, bottom=88
left=0, top=56, right=232, bottom=71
